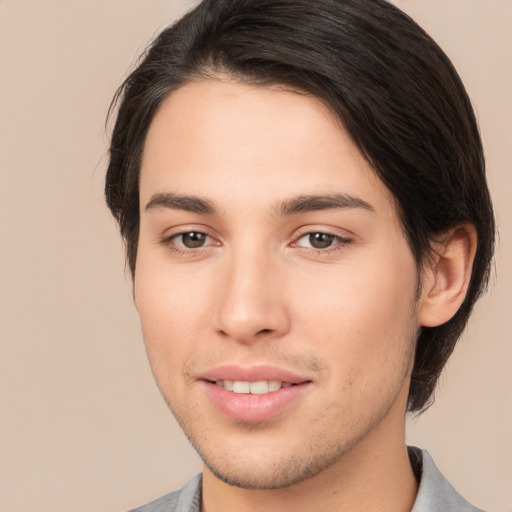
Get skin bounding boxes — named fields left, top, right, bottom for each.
left=135, top=79, right=475, bottom=512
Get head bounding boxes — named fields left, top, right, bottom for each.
left=106, top=0, right=494, bottom=413
left=105, top=0, right=494, bottom=485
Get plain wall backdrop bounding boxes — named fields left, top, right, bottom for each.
left=0, top=1, right=510, bottom=511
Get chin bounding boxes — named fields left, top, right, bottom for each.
left=189, top=431, right=351, bottom=490
left=202, top=455, right=326, bottom=490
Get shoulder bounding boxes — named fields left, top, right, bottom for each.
left=127, top=474, right=202, bottom=512
left=410, top=447, right=486, bottom=512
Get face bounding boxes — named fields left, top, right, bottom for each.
left=136, top=79, right=421, bottom=489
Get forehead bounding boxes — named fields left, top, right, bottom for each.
left=140, top=79, right=396, bottom=218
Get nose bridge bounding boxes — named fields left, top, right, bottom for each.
left=213, top=239, right=289, bottom=342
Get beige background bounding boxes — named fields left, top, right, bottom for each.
left=0, top=1, right=510, bottom=511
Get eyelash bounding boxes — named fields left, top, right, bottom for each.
left=291, top=231, right=353, bottom=255
left=160, top=230, right=353, bottom=256
left=161, top=231, right=219, bottom=256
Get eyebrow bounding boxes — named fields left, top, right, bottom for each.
left=274, top=193, right=374, bottom=216
left=144, top=192, right=374, bottom=216
left=145, top=192, right=217, bottom=214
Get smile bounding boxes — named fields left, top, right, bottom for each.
left=204, top=380, right=311, bottom=423
left=214, top=380, right=294, bottom=394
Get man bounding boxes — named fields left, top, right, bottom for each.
left=105, top=1, right=495, bottom=510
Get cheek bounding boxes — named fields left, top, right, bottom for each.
left=293, top=253, right=418, bottom=376
left=135, top=242, right=213, bottom=324
left=134, top=254, right=212, bottom=377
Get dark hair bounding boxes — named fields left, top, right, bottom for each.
left=105, top=0, right=494, bottom=412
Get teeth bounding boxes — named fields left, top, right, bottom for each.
left=233, top=381, right=250, bottom=393
left=268, top=380, right=281, bottom=392
left=215, top=380, right=291, bottom=394
left=249, top=380, right=269, bottom=394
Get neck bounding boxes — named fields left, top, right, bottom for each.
left=201, top=413, right=418, bottom=512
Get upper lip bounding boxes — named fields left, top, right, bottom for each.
left=200, top=364, right=312, bottom=384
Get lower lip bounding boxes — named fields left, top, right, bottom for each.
left=202, top=381, right=311, bottom=423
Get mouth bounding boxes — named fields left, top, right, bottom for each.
left=200, top=367, right=312, bottom=423
left=211, top=379, right=295, bottom=394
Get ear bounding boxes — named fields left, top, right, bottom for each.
left=419, top=223, right=477, bottom=327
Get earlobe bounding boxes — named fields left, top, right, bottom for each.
left=419, top=223, right=477, bottom=327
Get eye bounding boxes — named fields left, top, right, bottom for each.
left=304, top=233, right=335, bottom=249
left=170, top=231, right=213, bottom=249
left=293, top=232, right=351, bottom=250
left=160, top=228, right=221, bottom=257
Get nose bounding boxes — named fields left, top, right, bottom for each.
left=212, top=248, right=291, bottom=344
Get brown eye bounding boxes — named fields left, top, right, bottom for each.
left=293, top=231, right=352, bottom=252
left=308, top=233, right=335, bottom=249
left=178, top=232, right=207, bottom=248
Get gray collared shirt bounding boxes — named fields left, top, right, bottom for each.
left=129, top=448, right=485, bottom=512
